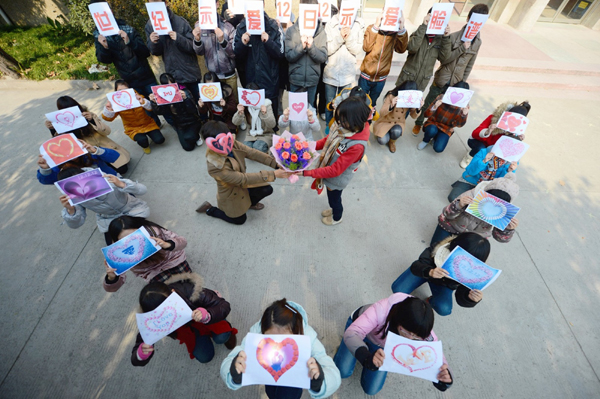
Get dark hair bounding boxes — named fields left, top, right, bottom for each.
left=349, top=86, right=367, bottom=102
left=301, top=0, right=318, bottom=4
left=114, top=79, right=129, bottom=91
left=246, top=82, right=260, bottom=90
left=448, top=233, right=491, bottom=262
left=452, top=81, right=470, bottom=90
left=107, top=216, right=165, bottom=244
left=387, top=80, right=418, bottom=98
left=58, top=155, right=94, bottom=170
left=377, top=297, right=434, bottom=340
left=427, top=7, right=433, bottom=14
left=510, top=101, right=531, bottom=117
left=204, top=71, right=220, bottom=83
left=201, top=120, right=230, bottom=140
left=57, top=96, right=87, bottom=112
left=57, top=167, right=84, bottom=181
left=468, top=4, right=489, bottom=20
left=159, top=73, right=176, bottom=85
left=335, top=96, right=370, bottom=133
left=487, top=189, right=512, bottom=203
left=139, top=282, right=171, bottom=312
left=260, top=298, right=304, bottom=335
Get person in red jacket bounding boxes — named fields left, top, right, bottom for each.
left=459, top=101, right=531, bottom=168
left=298, top=97, right=371, bottom=226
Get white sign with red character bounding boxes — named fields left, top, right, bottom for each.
left=198, top=0, right=218, bottom=30
left=426, top=3, right=453, bottom=35
left=145, top=2, right=173, bottom=35
left=299, top=4, right=319, bottom=37
left=276, top=0, right=292, bottom=23
left=318, top=0, right=332, bottom=22
left=380, top=0, right=405, bottom=32
left=461, top=13, right=488, bottom=42
left=88, top=2, right=120, bottom=36
left=245, top=1, right=265, bottom=35
left=339, top=0, right=359, bottom=28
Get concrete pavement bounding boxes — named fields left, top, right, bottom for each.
left=1, top=18, right=600, bottom=399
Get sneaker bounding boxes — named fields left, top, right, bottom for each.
left=240, top=122, right=247, bottom=130
left=143, top=147, right=151, bottom=154
left=196, top=137, right=204, bottom=147
left=325, top=126, right=330, bottom=136
left=412, top=125, right=421, bottom=136
left=195, top=201, right=212, bottom=214
left=459, top=153, right=473, bottom=169
left=321, top=208, right=333, bottom=217
left=320, top=113, right=326, bottom=121
left=322, top=215, right=342, bottom=226
left=417, top=141, right=429, bottom=150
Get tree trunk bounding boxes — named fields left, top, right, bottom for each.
left=0, top=46, right=21, bottom=79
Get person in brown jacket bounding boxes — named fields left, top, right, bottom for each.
left=358, top=12, right=408, bottom=107
left=413, top=3, right=488, bottom=134
left=195, top=121, right=291, bottom=225
left=371, top=81, right=423, bottom=153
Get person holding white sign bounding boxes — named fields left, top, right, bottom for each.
left=333, top=294, right=452, bottom=395
left=414, top=4, right=489, bottom=134
left=233, top=83, right=277, bottom=153
left=221, top=299, right=341, bottom=398
left=131, top=272, right=237, bottom=366
left=198, top=72, right=239, bottom=133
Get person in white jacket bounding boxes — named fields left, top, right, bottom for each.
left=323, top=7, right=365, bottom=128
left=278, top=105, right=322, bottom=141
left=220, top=299, right=341, bottom=399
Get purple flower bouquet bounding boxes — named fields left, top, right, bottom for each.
left=269, top=131, right=319, bottom=183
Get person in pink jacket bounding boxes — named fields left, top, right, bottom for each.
left=333, top=293, right=453, bottom=395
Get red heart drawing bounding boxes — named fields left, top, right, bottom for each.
left=498, top=138, right=525, bottom=158
left=46, top=137, right=75, bottom=158
left=144, top=306, right=178, bottom=333
left=241, top=90, right=261, bottom=106
left=497, top=112, right=524, bottom=133
left=392, top=343, right=437, bottom=373
left=291, top=102, right=305, bottom=114
left=451, top=254, right=494, bottom=284
left=206, top=132, right=234, bottom=155
left=156, top=86, right=176, bottom=103
left=112, top=90, right=134, bottom=109
left=201, top=84, right=220, bottom=100
left=256, top=337, right=299, bottom=382
left=56, top=111, right=76, bottom=127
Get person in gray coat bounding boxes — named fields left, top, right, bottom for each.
left=57, top=167, right=149, bottom=245
left=285, top=0, right=328, bottom=108
left=145, top=2, right=203, bottom=101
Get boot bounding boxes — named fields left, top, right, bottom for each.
left=388, top=139, right=397, bottom=153
left=224, top=332, right=237, bottom=350
left=459, top=152, right=473, bottom=169
left=195, top=201, right=212, bottom=214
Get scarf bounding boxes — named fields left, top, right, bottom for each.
left=248, top=106, right=263, bottom=136
left=478, top=156, right=507, bottom=183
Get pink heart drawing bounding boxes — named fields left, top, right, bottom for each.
left=498, top=112, right=524, bottom=133
left=498, top=138, right=525, bottom=158
left=56, top=111, right=76, bottom=127
left=449, top=91, right=464, bottom=105
left=112, top=90, right=133, bottom=109
left=156, top=86, right=176, bottom=103
left=144, top=306, right=178, bottom=333
left=106, top=234, right=146, bottom=265
left=291, top=102, right=305, bottom=114
left=392, top=343, right=438, bottom=373
left=206, top=132, right=234, bottom=155
left=451, top=254, right=494, bottom=284
left=399, top=92, right=419, bottom=107
left=241, top=90, right=261, bottom=106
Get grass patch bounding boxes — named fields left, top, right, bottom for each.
left=0, top=25, right=118, bottom=81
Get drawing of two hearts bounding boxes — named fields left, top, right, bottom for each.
left=392, top=343, right=438, bottom=373
left=497, top=111, right=528, bottom=134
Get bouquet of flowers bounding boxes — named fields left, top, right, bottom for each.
left=270, top=131, right=319, bottom=183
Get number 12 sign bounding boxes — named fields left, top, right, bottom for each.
left=276, top=0, right=292, bottom=23
left=318, top=0, right=332, bottom=22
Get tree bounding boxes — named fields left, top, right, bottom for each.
left=0, top=46, right=21, bottom=79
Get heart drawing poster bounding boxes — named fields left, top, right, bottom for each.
left=289, top=91, right=308, bottom=121
left=101, top=226, right=161, bottom=275
left=492, top=135, right=530, bottom=163
left=238, top=88, right=265, bottom=107
left=199, top=83, right=223, bottom=102
left=106, top=88, right=141, bottom=112
left=45, top=106, right=88, bottom=134
left=466, top=189, right=520, bottom=232
left=54, top=169, right=113, bottom=206
left=440, top=245, right=502, bottom=291
left=242, top=333, right=311, bottom=389
left=39, top=133, right=88, bottom=168
left=136, top=292, right=193, bottom=345
left=151, top=84, right=183, bottom=105
left=497, top=111, right=530, bottom=135
left=380, top=332, right=443, bottom=383
left=396, top=90, right=423, bottom=109
left=442, top=87, right=474, bottom=108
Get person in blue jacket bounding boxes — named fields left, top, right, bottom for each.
left=447, top=146, right=517, bottom=202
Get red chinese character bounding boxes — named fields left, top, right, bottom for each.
left=340, top=8, right=354, bottom=26
left=199, top=6, right=214, bottom=26
left=93, top=11, right=115, bottom=33
left=383, top=7, right=399, bottom=27
left=303, top=10, right=318, bottom=30
left=430, top=10, right=446, bottom=30
left=247, top=10, right=262, bottom=31
left=151, top=11, right=167, bottom=31
left=464, top=22, right=482, bottom=40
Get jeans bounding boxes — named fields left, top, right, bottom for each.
left=430, top=224, right=453, bottom=247
left=269, top=96, right=279, bottom=129
left=176, top=122, right=202, bottom=151
left=317, top=66, right=327, bottom=115
left=357, top=76, right=386, bottom=107
left=324, top=83, right=351, bottom=128
left=243, top=140, right=269, bottom=153
left=265, top=385, right=303, bottom=399
left=448, top=181, right=475, bottom=203
left=391, top=268, right=454, bottom=316
left=334, top=316, right=388, bottom=395
left=192, top=330, right=232, bottom=364
left=133, top=129, right=165, bottom=148
left=289, top=84, right=318, bottom=109
left=207, top=186, right=274, bottom=225
left=376, top=125, right=402, bottom=145
left=221, top=74, right=238, bottom=101
left=468, top=138, right=487, bottom=157
left=327, top=189, right=343, bottom=221
left=423, top=125, right=450, bottom=153
left=415, top=83, right=444, bottom=126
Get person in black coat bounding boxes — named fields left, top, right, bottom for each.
left=391, top=233, right=488, bottom=316
left=132, top=272, right=237, bottom=366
